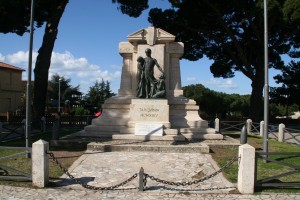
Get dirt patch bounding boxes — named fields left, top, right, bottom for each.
left=49, top=151, right=84, bottom=166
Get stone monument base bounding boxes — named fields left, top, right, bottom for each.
left=82, top=96, right=223, bottom=141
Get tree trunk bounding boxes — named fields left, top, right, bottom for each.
left=249, top=68, right=264, bottom=123
left=32, top=0, right=68, bottom=127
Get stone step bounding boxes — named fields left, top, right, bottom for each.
left=112, top=134, right=185, bottom=141
left=120, top=128, right=178, bottom=135
left=182, top=133, right=224, bottom=140
left=179, top=127, right=216, bottom=134
left=87, top=142, right=210, bottom=153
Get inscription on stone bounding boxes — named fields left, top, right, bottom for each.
left=139, top=107, right=160, bottom=118
left=129, top=99, right=170, bottom=128
left=135, top=123, right=163, bottom=136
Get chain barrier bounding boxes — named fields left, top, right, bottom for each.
left=47, top=151, right=138, bottom=190
left=48, top=151, right=238, bottom=191
left=144, top=156, right=239, bottom=187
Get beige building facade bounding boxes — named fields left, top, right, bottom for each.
left=0, top=62, right=24, bottom=113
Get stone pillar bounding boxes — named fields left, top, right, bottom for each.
left=215, top=118, right=220, bottom=133
left=246, top=119, right=252, bottom=134
left=278, top=123, right=285, bottom=142
left=118, top=54, right=133, bottom=96
left=259, top=121, right=264, bottom=137
left=32, top=140, right=49, bottom=187
left=118, top=42, right=135, bottom=97
left=167, top=42, right=184, bottom=97
left=238, top=144, right=255, bottom=194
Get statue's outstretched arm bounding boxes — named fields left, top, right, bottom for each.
left=154, top=59, right=164, bottom=73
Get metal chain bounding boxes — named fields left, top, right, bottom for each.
left=47, top=151, right=138, bottom=190
left=144, top=156, right=239, bottom=186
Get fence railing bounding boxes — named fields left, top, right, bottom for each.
left=0, top=114, right=95, bottom=127
left=284, top=127, right=300, bottom=145
left=216, top=118, right=300, bottom=146
left=0, top=146, right=32, bottom=181
left=255, top=151, right=300, bottom=188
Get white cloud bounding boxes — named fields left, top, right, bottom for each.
left=0, top=50, right=121, bottom=94
left=5, top=51, right=37, bottom=66
left=201, top=78, right=238, bottom=89
left=0, top=53, right=4, bottom=61
left=186, top=77, right=196, bottom=81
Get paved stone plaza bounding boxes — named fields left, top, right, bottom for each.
left=0, top=185, right=299, bottom=200
left=0, top=150, right=299, bottom=199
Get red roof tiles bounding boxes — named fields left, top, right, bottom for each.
left=0, top=62, right=25, bottom=71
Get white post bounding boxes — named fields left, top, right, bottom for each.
left=215, top=118, right=220, bottom=133
left=58, top=78, right=61, bottom=113
left=278, top=123, right=285, bottom=142
left=246, top=119, right=252, bottom=134
left=238, top=144, right=255, bottom=194
left=259, top=121, right=264, bottom=137
left=32, top=140, right=49, bottom=187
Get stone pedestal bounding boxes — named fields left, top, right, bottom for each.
left=114, top=99, right=184, bottom=140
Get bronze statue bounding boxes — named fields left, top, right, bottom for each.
left=136, top=56, right=146, bottom=98
left=136, top=48, right=166, bottom=99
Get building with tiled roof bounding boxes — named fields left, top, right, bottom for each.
left=0, top=62, right=25, bottom=114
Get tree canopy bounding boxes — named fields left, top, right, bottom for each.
left=85, top=79, right=115, bottom=113
left=270, top=60, right=300, bottom=109
left=47, top=73, right=82, bottom=105
left=148, top=0, right=300, bottom=121
left=183, top=84, right=250, bottom=119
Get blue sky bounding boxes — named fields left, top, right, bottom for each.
left=0, top=0, right=283, bottom=95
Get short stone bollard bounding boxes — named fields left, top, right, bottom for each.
left=0, top=122, right=2, bottom=131
left=214, top=118, right=220, bottom=133
left=238, top=144, right=255, bottom=194
left=278, top=123, right=285, bottom=142
left=139, top=167, right=145, bottom=191
left=259, top=121, right=264, bottom=137
left=240, top=125, right=247, bottom=144
left=32, top=140, right=49, bottom=187
left=246, top=119, right=252, bottom=134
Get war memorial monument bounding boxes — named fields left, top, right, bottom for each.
left=83, top=26, right=223, bottom=141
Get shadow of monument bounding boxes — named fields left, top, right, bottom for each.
left=49, top=176, right=95, bottom=187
